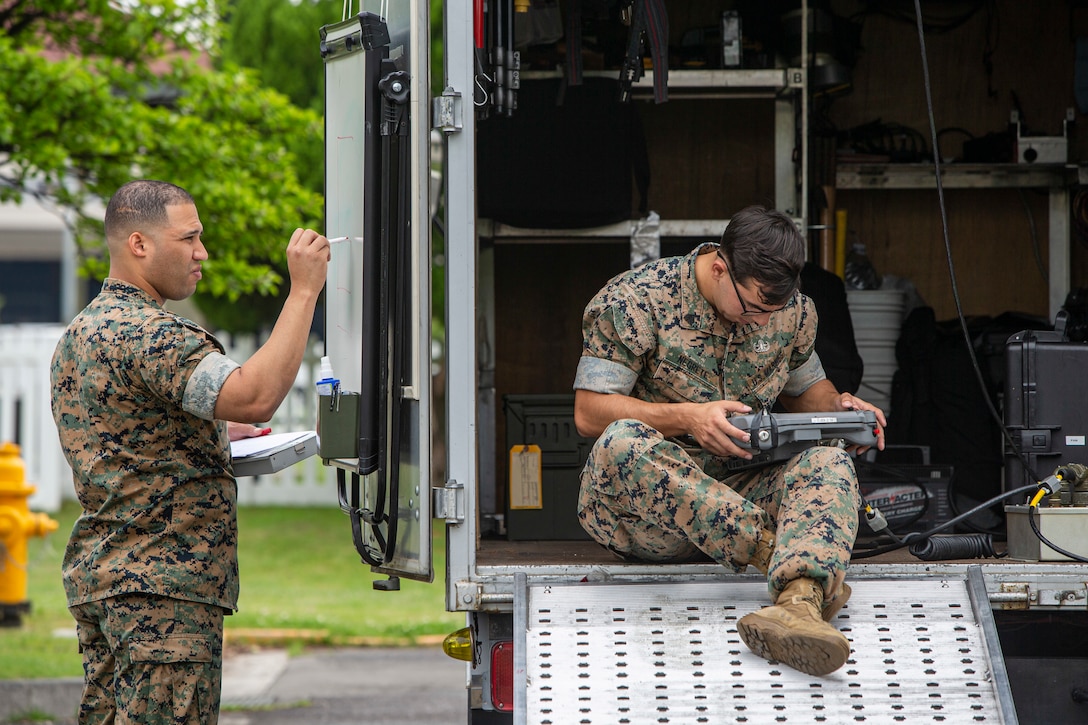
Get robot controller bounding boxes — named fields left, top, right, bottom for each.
left=723, top=409, right=880, bottom=472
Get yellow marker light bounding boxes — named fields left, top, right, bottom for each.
left=442, top=626, right=474, bottom=662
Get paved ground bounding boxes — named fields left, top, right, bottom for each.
left=220, top=646, right=468, bottom=725
left=0, top=646, right=468, bottom=725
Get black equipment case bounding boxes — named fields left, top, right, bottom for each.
left=1004, top=313, right=1088, bottom=490
left=503, top=394, right=595, bottom=541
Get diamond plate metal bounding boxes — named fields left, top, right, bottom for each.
left=523, top=579, right=1006, bottom=724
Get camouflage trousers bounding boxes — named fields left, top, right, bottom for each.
left=69, top=593, right=226, bottom=725
left=578, top=419, right=861, bottom=601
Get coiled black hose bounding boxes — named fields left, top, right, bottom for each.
left=908, top=534, right=1000, bottom=561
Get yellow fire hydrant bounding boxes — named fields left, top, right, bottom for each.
left=0, top=441, right=59, bottom=627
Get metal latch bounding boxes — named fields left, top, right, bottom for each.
left=432, top=87, right=463, bottom=134
left=993, top=582, right=1088, bottom=609
left=433, top=479, right=465, bottom=524
left=452, top=580, right=513, bottom=611
left=1037, top=585, right=1087, bottom=608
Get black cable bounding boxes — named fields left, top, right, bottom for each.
left=1028, top=506, right=1088, bottom=563
left=839, top=119, right=930, bottom=161
left=851, top=482, right=1038, bottom=560
left=855, top=460, right=930, bottom=530
left=908, top=534, right=1000, bottom=560
left=936, top=125, right=974, bottom=159
left=947, top=483, right=1006, bottom=538
left=909, top=0, right=1044, bottom=488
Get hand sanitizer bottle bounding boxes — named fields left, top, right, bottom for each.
left=315, top=356, right=339, bottom=397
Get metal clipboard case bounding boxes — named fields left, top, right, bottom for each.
left=231, top=431, right=319, bottom=477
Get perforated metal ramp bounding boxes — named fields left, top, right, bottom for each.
left=514, top=573, right=1016, bottom=724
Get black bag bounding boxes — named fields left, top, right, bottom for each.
left=800, top=262, right=864, bottom=395
left=476, top=77, right=649, bottom=229
left=887, top=308, right=1049, bottom=503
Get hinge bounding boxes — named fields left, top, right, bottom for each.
left=432, top=479, right=465, bottom=524
left=432, top=87, right=463, bottom=134
left=995, top=582, right=1030, bottom=610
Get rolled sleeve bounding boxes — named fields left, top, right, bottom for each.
left=574, top=356, right=639, bottom=395
left=781, top=351, right=827, bottom=398
left=183, top=352, right=240, bottom=420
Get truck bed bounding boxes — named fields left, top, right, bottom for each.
left=476, top=538, right=1088, bottom=725
left=477, top=537, right=1022, bottom=567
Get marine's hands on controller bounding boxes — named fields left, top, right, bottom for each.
left=687, top=381, right=887, bottom=463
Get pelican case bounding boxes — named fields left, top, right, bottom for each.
left=1004, top=315, right=1088, bottom=490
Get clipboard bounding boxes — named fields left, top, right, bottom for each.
left=230, top=431, right=319, bottom=477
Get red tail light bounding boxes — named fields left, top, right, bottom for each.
left=490, top=640, right=514, bottom=712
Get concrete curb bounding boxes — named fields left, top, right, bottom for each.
left=0, top=647, right=466, bottom=724
left=0, top=677, right=81, bottom=721
left=0, top=649, right=289, bottom=720
left=221, top=649, right=289, bottom=708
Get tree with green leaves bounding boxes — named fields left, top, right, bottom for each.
left=220, top=0, right=339, bottom=113
left=218, top=0, right=342, bottom=200
left=0, top=0, right=324, bottom=333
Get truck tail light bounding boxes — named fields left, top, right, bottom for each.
left=491, top=640, right=514, bottom=712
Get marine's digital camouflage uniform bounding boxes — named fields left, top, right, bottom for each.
left=51, top=278, right=242, bottom=724
left=574, top=244, right=860, bottom=602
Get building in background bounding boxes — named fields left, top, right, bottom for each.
left=0, top=193, right=95, bottom=324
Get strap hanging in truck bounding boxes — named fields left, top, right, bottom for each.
left=619, top=0, right=668, bottom=103
left=565, top=0, right=669, bottom=103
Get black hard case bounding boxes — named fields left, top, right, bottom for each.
left=1004, top=324, right=1088, bottom=490
left=503, top=394, right=595, bottom=541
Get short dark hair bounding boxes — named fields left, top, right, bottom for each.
left=104, top=180, right=194, bottom=243
left=719, top=205, right=805, bottom=305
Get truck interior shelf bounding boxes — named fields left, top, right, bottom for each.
left=521, top=67, right=797, bottom=97
left=835, top=162, right=1077, bottom=190
left=479, top=218, right=732, bottom=240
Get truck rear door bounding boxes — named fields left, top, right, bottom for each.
left=319, top=2, right=433, bottom=583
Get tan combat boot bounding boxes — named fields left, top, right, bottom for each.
left=736, top=577, right=851, bottom=676
left=821, top=582, right=851, bottom=622
left=747, top=531, right=851, bottom=624
left=747, top=528, right=776, bottom=575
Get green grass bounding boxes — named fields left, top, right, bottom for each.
left=230, top=506, right=460, bottom=642
left=1, top=501, right=461, bottom=680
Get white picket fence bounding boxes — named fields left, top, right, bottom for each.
left=0, top=324, right=338, bottom=512
left=0, top=325, right=68, bottom=512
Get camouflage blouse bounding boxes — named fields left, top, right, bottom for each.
left=574, top=243, right=826, bottom=410
left=50, top=279, right=242, bottom=610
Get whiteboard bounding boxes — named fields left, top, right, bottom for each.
left=323, top=18, right=381, bottom=395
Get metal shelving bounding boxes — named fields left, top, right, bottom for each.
left=835, top=161, right=1079, bottom=319
left=486, top=68, right=806, bottom=240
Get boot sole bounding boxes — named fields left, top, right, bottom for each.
left=737, top=612, right=851, bottom=677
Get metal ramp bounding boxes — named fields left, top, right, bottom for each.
left=514, top=568, right=1016, bottom=724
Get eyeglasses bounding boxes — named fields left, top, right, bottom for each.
left=717, top=249, right=793, bottom=317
